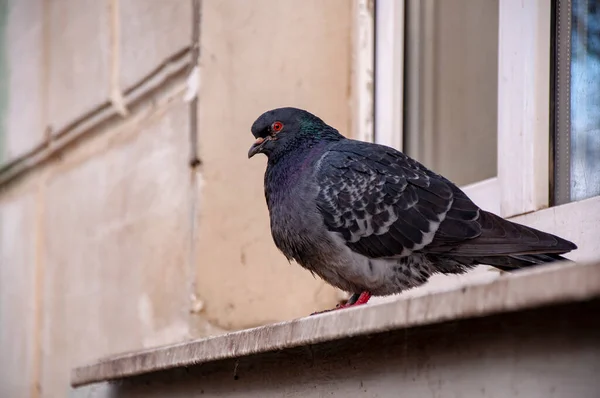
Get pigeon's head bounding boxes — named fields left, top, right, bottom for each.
left=248, top=107, right=342, bottom=159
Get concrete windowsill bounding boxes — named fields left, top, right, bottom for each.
left=71, top=260, right=600, bottom=388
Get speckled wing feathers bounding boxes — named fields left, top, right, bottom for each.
left=315, top=141, right=575, bottom=261
left=315, top=143, right=461, bottom=258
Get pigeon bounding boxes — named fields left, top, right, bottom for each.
left=248, top=107, right=577, bottom=313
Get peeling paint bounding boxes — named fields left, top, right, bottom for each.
left=189, top=293, right=204, bottom=314
left=108, top=0, right=129, bottom=116
left=184, top=65, right=200, bottom=102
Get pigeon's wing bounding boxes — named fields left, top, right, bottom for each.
left=315, top=141, right=575, bottom=259
left=315, top=142, right=465, bottom=258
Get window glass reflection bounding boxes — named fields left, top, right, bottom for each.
left=571, top=0, right=600, bottom=201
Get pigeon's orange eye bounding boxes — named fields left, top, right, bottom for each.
left=272, top=121, right=284, bottom=133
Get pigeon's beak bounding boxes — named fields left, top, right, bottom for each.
left=248, top=136, right=267, bottom=158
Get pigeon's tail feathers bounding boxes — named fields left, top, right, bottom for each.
left=430, top=209, right=577, bottom=257
left=475, top=210, right=577, bottom=256
left=428, top=251, right=573, bottom=276
left=470, top=253, right=572, bottom=272
left=426, top=207, right=577, bottom=273
left=509, top=253, right=571, bottom=264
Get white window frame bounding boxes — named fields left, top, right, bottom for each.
left=365, top=0, right=600, bottom=264
left=374, top=0, right=551, bottom=217
left=374, top=0, right=404, bottom=151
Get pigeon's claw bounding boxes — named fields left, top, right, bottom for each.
left=352, top=291, right=372, bottom=305
left=309, top=291, right=372, bottom=316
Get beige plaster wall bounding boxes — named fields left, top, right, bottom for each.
left=0, top=1, right=355, bottom=397
left=194, top=0, right=352, bottom=331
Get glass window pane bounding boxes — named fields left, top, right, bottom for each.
left=404, top=0, right=498, bottom=186
left=571, top=0, right=600, bottom=201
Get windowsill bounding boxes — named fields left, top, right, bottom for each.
left=71, top=260, right=600, bottom=389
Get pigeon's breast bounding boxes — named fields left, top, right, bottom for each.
left=267, top=174, right=320, bottom=259
left=264, top=151, right=329, bottom=264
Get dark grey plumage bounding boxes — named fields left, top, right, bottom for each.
left=248, top=107, right=577, bottom=301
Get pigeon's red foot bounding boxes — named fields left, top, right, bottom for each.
left=310, top=291, right=372, bottom=315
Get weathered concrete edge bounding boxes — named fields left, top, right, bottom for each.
left=71, top=261, right=600, bottom=387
